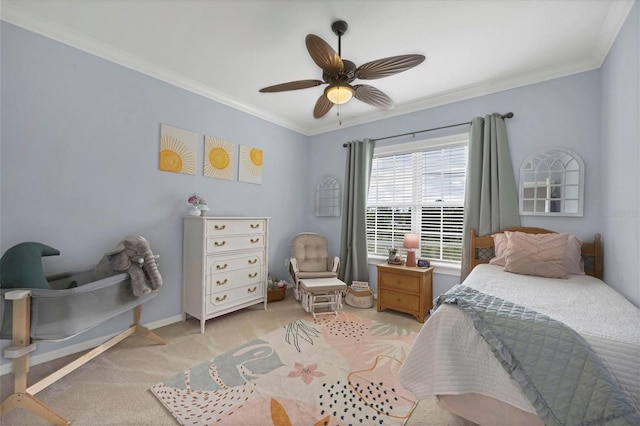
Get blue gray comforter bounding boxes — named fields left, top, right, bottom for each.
left=436, top=285, right=640, bottom=425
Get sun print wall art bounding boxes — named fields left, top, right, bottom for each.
left=204, top=136, right=234, bottom=180
left=238, top=145, right=263, bottom=185
left=159, top=124, right=197, bottom=175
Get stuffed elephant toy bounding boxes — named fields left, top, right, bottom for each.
left=94, top=235, right=162, bottom=296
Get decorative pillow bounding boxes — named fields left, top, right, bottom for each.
left=503, top=231, right=569, bottom=279
left=489, top=233, right=508, bottom=266
left=566, top=235, right=585, bottom=275
left=0, top=242, right=60, bottom=289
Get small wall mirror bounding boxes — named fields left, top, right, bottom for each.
left=519, top=148, right=584, bottom=216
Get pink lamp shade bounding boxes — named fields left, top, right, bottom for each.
left=403, top=234, right=419, bottom=267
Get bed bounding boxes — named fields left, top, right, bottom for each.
left=399, top=227, right=640, bottom=425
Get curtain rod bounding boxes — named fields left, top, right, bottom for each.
left=342, top=112, right=514, bottom=147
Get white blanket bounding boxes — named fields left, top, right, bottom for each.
left=398, top=264, right=640, bottom=414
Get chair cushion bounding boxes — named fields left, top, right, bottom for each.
left=297, top=271, right=338, bottom=279
left=292, top=233, right=330, bottom=272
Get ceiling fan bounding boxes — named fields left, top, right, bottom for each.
left=259, top=20, right=425, bottom=119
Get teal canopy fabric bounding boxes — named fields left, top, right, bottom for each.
left=0, top=242, right=60, bottom=289
left=339, top=139, right=374, bottom=285
left=461, top=114, right=520, bottom=279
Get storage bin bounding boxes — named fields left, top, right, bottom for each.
left=345, top=287, right=374, bottom=308
left=267, top=287, right=286, bottom=302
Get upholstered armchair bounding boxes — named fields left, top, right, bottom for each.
left=288, top=233, right=340, bottom=300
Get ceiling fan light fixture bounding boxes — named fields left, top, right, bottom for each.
left=325, top=83, right=354, bottom=104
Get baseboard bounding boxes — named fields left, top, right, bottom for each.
left=0, top=314, right=183, bottom=377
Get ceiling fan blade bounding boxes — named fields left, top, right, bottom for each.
left=305, top=34, right=344, bottom=73
left=353, top=85, right=394, bottom=109
left=355, top=54, right=425, bottom=80
left=313, top=94, right=334, bottom=118
left=259, top=80, right=324, bottom=93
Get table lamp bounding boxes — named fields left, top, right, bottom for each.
left=403, top=234, right=419, bottom=267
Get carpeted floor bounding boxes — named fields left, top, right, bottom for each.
left=0, top=290, right=475, bottom=425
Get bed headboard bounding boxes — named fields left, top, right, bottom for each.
left=470, top=227, right=602, bottom=279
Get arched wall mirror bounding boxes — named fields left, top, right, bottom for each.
left=316, top=176, right=341, bottom=217
left=519, top=148, right=584, bottom=216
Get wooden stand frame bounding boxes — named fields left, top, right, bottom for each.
left=0, top=290, right=167, bottom=425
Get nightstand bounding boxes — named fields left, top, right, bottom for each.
left=376, top=263, right=433, bottom=322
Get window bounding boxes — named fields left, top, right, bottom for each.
left=366, top=134, right=468, bottom=263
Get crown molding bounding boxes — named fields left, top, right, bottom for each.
left=591, top=0, right=636, bottom=67
left=2, top=1, right=633, bottom=137
left=0, top=3, right=309, bottom=135
left=305, top=56, right=602, bottom=135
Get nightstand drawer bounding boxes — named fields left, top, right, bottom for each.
left=379, top=289, right=420, bottom=311
left=379, top=271, right=420, bottom=293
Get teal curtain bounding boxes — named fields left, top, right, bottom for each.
left=339, top=139, right=375, bottom=285
left=461, top=114, right=520, bottom=279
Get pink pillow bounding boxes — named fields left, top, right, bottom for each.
left=503, top=231, right=569, bottom=279
left=490, top=232, right=584, bottom=275
left=566, top=235, right=585, bottom=275
left=489, top=233, right=508, bottom=267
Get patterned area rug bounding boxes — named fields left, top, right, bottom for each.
left=151, top=312, right=419, bottom=425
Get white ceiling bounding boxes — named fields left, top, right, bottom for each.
left=1, top=0, right=634, bottom=136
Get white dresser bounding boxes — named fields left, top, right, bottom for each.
left=183, top=216, right=269, bottom=333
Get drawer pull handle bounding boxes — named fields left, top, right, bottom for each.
left=215, top=295, right=227, bottom=302
left=216, top=263, right=228, bottom=270
left=216, top=279, right=228, bottom=286
left=248, top=258, right=257, bottom=265
left=247, top=287, right=257, bottom=293
left=214, top=224, right=226, bottom=230
left=248, top=272, right=258, bottom=278
left=250, top=223, right=260, bottom=229
left=250, top=238, right=260, bottom=243
left=214, top=240, right=226, bottom=247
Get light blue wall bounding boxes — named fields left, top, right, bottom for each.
left=600, top=1, right=639, bottom=307
left=308, top=70, right=603, bottom=296
left=0, top=22, right=309, bottom=359
left=1, top=5, right=638, bottom=366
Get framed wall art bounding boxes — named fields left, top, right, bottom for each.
left=159, top=124, right=197, bottom=175
left=238, top=145, right=263, bottom=184
left=204, top=136, right=234, bottom=180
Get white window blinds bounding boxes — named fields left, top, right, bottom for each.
left=366, top=141, right=468, bottom=262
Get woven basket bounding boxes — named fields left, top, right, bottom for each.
left=267, top=287, right=286, bottom=302
left=345, top=287, right=374, bottom=308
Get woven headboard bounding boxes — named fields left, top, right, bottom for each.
left=470, top=227, right=602, bottom=279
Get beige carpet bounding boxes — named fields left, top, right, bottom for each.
left=0, top=290, right=475, bottom=425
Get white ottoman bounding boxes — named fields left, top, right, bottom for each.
left=299, top=277, right=347, bottom=318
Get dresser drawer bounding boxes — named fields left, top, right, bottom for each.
left=206, top=282, right=264, bottom=314
left=379, top=289, right=420, bottom=312
left=206, top=234, right=265, bottom=254
left=206, top=252, right=263, bottom=275
left=379, top=271, right=420, bottom=293
left=205, top=219, right=265, bottom=236
left=206, top=265, right=263, bottom=294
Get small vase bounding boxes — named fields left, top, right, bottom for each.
left=189, top=205, right=201, bottom=216
left=198, top=204, right=210, bottom=217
